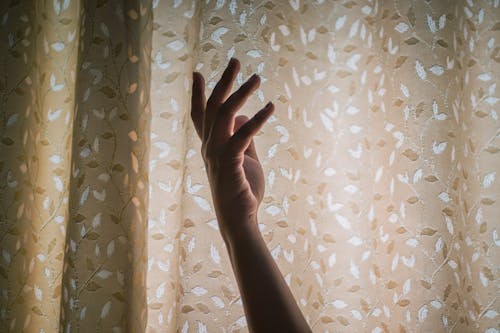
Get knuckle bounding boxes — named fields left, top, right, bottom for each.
left=215, top=108, right=230, bottom=123
left=242, top=79, right=253, bottom=91
left=233, top=87, right=246, bottom=100
left=206, top=97, right=217, bottom=108
left=218, top=103, right=229, bottom=115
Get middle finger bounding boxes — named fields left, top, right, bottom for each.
left=204, top=58, right=240, bottom=141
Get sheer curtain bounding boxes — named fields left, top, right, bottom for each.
left=0, top=0, right=498, bottom=332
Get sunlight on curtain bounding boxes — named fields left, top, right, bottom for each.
left=0, top=0, right=498, bottom=332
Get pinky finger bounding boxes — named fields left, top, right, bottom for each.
left=227, top=102, right=274, bottom=156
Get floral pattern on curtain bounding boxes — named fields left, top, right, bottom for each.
left=0, top=0, right=498, bottom=332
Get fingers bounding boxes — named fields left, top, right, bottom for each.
left=194, top=58, right=272, bottom=164
left=234, top=115, right=259, bottom=161
left=209, top=74, right=261, bottom=145
left=191, top=72, right=206, bottom=139
left=204, top=58, right=240, bottom=140
left=227, top=102, right=274, bottom=158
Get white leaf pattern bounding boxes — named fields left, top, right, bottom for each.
left=2, top=2, right=497, bottom=332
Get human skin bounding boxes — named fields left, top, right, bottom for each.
left=190, top=58, right=312, bottom=332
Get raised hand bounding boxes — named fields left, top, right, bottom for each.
left=190, top=58, right=274, bottom=241
left=190, top=58, right=311, bottom=333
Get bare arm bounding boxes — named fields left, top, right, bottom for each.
left=223, top=218, right=312, bottom=332
left=190, top=58, right=311, bottom=332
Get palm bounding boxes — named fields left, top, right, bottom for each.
left=219, top=141, right=264, bottom=216
left=209, top=148, right=264, bottom=226
left=242, top=153, right=265, bottom=204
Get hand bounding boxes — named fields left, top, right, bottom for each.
left=190, top=58, right=274, bottom=241
left=191, top=60, right=311, bottom=332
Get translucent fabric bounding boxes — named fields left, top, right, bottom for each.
left=0, top=0, right=498, bottom=332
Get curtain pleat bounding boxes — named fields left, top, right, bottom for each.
left=59, top=0, right=151, bottom=331
left=146, top=0, right=199, bottom=331
left=0, top=0, right=80, bottom=331
left=0, top=1, right=498, bottom=332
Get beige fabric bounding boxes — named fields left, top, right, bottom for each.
left=0, top=0, right=498, bottom=332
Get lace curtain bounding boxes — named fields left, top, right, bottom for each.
left=0, top=0, right=498, bottom=332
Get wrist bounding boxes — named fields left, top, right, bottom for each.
left=219, top=214, right=261, bottom=247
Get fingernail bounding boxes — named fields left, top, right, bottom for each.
left=250, top=74, right=259, bottom=82
left=265, top=102, right=273, bottom=108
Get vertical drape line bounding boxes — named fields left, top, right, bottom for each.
left=0, top=0, right=31, bottom=329
left=173, top=1, right=203, bottom=331
left=441, top=0, right=470, bottom=326
left=145, top=0, right=202, bottom=331
left=121, top=0, right=153, bottom=331
left=56, top=0, right=84, bottom=329
left=59, top=0, right=151, bottom=331
left=0, top=1, right=40, bottom=331
left=453, top=1, right=500, bottom=330
left=0, top=0, right=80, bottom=331
left=58, top=1, right=99, bottom=331
left=175, top=0, right=219, bottom=329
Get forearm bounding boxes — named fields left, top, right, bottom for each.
left=192, top=57, right=309, bottom=331
left=222, top=219, right=312, bottom=333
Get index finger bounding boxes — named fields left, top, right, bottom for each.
left=191, top=72, right=206, bottom=139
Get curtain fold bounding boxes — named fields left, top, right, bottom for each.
left=0, top=0, right=153, bottom=331
left=59, top=0, right=152, bottom=331
left=147, top=0, right=199, bottom=330
left=0, top=0, right=498, bottom=332
left=0, top=0, right=80, bottom=331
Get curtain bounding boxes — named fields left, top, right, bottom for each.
left=0, top=0, right=498, bottom=332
